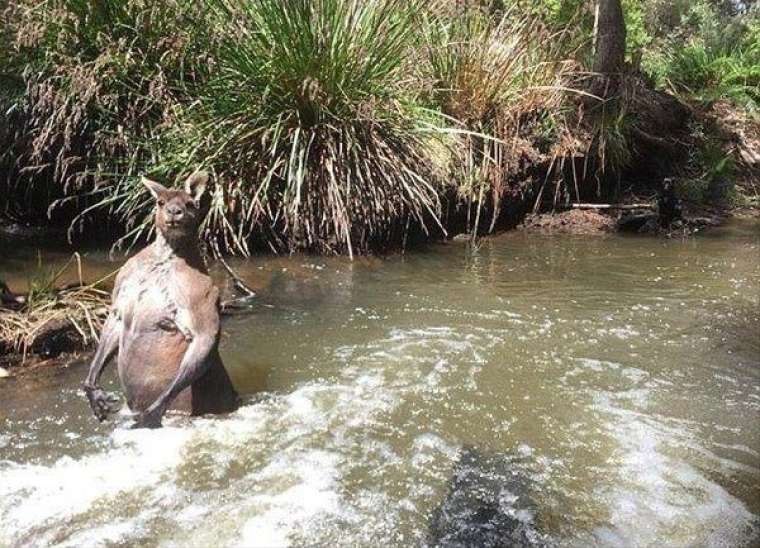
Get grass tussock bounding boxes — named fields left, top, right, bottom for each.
left=0, top=254, right=112, bottom=361
left=424, top=6, right=578, bottom=234
left=150, top=0, right=444, bottom=256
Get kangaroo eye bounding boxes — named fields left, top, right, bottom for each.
left=157, top=199, right=165, bottom=207
left=186, top=200, right=196, bottom=209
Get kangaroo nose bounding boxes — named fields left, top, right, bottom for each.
left=166, top=204, right=183, bottom=219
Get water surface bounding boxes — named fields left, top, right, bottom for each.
left=1, top=221, right=759, bottom=546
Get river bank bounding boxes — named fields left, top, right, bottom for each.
left=3, top=1, right=758, bottom=256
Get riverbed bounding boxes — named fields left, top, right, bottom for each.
left=1, top=220, right=759, bottom=546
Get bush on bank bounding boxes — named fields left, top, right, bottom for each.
left=1, top=0, right=758, bottom=256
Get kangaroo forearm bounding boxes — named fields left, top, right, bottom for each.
left=145, top=336, right=215, bottom=413
left=84, top=315, right=120, bottom=389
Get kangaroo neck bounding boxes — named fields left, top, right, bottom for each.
left=153, top=232, right=204, bottom=269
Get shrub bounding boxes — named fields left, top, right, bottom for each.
left=423, top=6, right=575, bottom=234
left=641, top=0, right=759, bottom=111
left=140, top=0, right=444, bottom=256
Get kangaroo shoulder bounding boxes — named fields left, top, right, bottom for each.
left=194, top=273, right=219, bottom=306
left=113, top=247, right=153, bottom=297
left=174, top=265, right=218, bottom=306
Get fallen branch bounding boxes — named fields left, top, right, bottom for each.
left=216, top=255, right=257, bottom=315
left=570, top=202, right=654, bottom=210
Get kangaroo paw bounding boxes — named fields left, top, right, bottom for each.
left=130, top=409, right=163, bottom=429
left=85, top=387, right=122, bottom=422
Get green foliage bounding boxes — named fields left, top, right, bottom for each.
left=676, top=128, right=739, bottom=205
left=154, top=0, right=443, bottom=255
left=640, top=0, right=759, bottom=110
left=2, top=0, right=756, bottom=254
left=1, top=0, right=213, bottom=218
left=24, top=254, right=59, bottom=310
left=592, top=104, right=632, bottom=174
left=622, top=0, right=652, bottom=62
left=501, top=0, right=593, bottom=62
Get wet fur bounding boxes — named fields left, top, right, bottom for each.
left=83, top=172, right=239, bottom=427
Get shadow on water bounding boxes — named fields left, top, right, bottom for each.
left=428, top=446, right=546, bottom=548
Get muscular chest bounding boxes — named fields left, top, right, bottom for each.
left=116, top=262, right=182, bottom=333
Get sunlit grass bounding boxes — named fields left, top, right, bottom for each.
left=423, top=6, right=577, bottom=234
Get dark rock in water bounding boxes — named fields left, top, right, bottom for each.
left=428, top=446, right=547, bottom=548
left=617, top=211, right=657, bottom=233
left=29, top=319, right=85, bottom=358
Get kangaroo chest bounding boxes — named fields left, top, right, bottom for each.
left=117, top=259, right=188, bottom=339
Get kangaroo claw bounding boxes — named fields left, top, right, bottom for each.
left=85, top=387, right=122, bottom=422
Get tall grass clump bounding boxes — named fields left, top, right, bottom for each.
left=1, top=0, right=213, bottom=224
left=126, top=0, right=444, bottom=256
left=424, top=5, right=576, bottom=233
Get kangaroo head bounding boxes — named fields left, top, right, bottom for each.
left=142, top=172, right=211, bottom=245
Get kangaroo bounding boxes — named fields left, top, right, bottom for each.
left=83, top=172, right=239, bottom=429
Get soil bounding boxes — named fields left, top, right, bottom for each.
left=519, top=209, right=618, bottom=235
left=518, top=202, right=746, bottom=236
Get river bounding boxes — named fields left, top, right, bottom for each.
left=1, top=220, right=759, bottom=547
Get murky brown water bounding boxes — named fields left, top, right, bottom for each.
left=1, top=221, right=759, bottom=547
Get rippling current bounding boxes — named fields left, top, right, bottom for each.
left=1, top=220, right=759, bottom=547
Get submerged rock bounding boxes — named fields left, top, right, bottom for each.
left=428, top=446, right=547, bottom=547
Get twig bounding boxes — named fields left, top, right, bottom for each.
left=217, top=255, right=256, bottom=297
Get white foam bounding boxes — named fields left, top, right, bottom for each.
left=237, top=450, right=348, bottom=548
left=592, top=394, right=759, bottom=546
left=0, top=426, right=191, bottom=542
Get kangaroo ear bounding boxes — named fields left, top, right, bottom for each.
left=142, top=177, right=169, bottom=199
left=184, top=171, right=209, bottom=202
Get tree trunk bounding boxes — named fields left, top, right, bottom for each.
left=593, top=0, right=627, bottom=74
